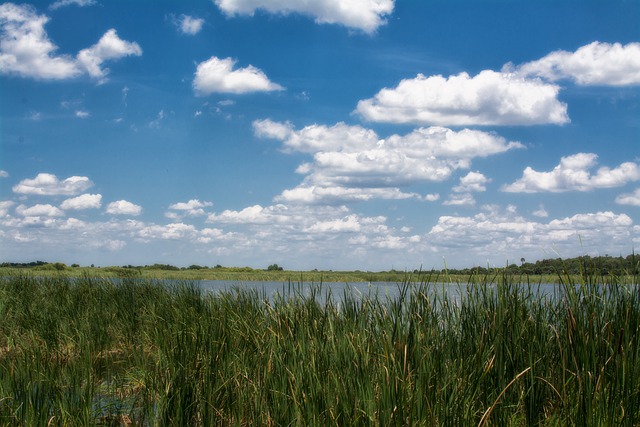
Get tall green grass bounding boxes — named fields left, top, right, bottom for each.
left=0, top=268, right=638, bottom=425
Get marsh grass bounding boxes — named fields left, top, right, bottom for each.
left=0, top=267, right=638, bottom=425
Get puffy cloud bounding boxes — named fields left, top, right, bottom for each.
left=428, top=206, right=634, bottom=259
left=303, top=214, right=362, bottom=233
left=0, top=3, right=80, bottom=79
left=0, top=200, right=15, bottom=217
left=443, top=193, right=476, bottom=207
left=76, top=29, right=142, bottom=81
left=138, top=223, right=197, bottom=240
left=16, top=203, right=65, bottom=217
left=256, top=120, right=522, bottom=204
left=213, top=0, right=394, bottom=34
left=60, top=193, right=102, bottom=210
left=75, top=110, right=89, bottom=118
left=193, top=56, right=283, bottom=95
left=106, top=200, right=142, bottom=216
left=502, top=153, right=640, bottom=193
left=356, top=70, right=568, bottom=126
left=207, top=204, right=293, bottom=225
left=452, top=171, right=490, bottom=193
left=275, top=186, right=419, bottom=204
left=0, top=170, right=8, bottom=178
left=13, top=173, right=94, bottom=196
left=166, top=199, right=212, bottom=218
left=616, top=188, right=640, bottom=207
left=511, top=41, right=640, bottom=86
left=532, top=204, right=549, bottom=218
left=174, top=14, right=204, bottom=35
left=253, top=119, right=378, bottom=154
left=50, top=0, right=96, bottom=10
left=0, top=5, right=140, bottom=81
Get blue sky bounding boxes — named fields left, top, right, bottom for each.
left=1, top=0, right=639, bottom=270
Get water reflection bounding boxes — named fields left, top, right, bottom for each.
left=194, top=280, right=561, bottom=306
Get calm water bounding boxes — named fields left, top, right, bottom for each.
left=194, top=280, right=562, bottom=305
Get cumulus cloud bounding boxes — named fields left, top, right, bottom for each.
left=452, top=171, right=490, bottom=193
left=50, top=0, right=96, bottom=10
left=173, top=14, right=204, bottom=35
left=106, top=200, right=142, bottom=216
left=0, top=3, right=80, bottom=79
left=356, top=70, right=568, bottom=126
left=443, top=193, right=476, bottom=207
left=502, top=153, right=640, bottom=193
left=443, top=171, right=490, bottom=207
left=256, top=120, right=522, bottom=204
left=275, top=186, right=420, bottom=204
left=76, top=29, right=142, bottom=81
left=60, top=193, right=102, bottom=210
left=166, top=199, right=212, bottom=219
left=0, top=200, right=15, bottom=217
left=428, top=206, right=634, bottom=259
left=75, top=110, right=89, bottom=118
left=138, top=223, right=197, bottom=240
left=13, top=173, right=94, bottom=196
left=212, top=0, right=394, bottom=34
left=616, top=188, right=640, bottom=206
left=193, top=56, right=283, bottom=95
left=16, top=203, right=65, bottom=217
left=532, top=204, right=549, bottom=218
left=0, top=170, right=8, bottom=178
left=510, top=41, right=640, bottom=86
left=0, top=4, right=141, bottom=81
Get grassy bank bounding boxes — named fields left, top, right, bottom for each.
left=1, top=271, right=639, bottom=425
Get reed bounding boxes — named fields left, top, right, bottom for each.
left=0, top=266, right=638, bottom=425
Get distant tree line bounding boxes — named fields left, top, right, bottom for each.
left=2, top=254, right=639, bottom=276
left=438, top=254, right=639, bottom=276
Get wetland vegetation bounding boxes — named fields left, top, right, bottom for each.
left=0, top=255, right=639, bottom=425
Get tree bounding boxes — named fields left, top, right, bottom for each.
left=267, top=264, right=283, bottom=271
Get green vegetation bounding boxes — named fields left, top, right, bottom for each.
left=2, top=253, right=638, bottom=283
left=1, top=263, right=639, bottom=425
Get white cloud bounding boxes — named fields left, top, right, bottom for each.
left=138, top=223, right=197, bottom=240
left=13, top=173, right=94, bottom=196
left=148, top=109, right=165, bottom=128
left=356, top=70, right=569, bottom=126
left=213, top=0, right=394, bottom=34
left=60, top=193, right=102, bottom=210
left=75, top=110, right=89, bottom=118
left=0, top=4, right=141, bottom=81
left=502, top=153, right=640, bottom=193
left=50, top=0, right=96, bottom=10
left=452, top=171, right=490, bottom=193
left=443, top=193, right=476, bottom=207
left=106, top=200, right=142, bottom=216
left=207, top=204, right=290, bottom=225
left=0, top=200, right=15, bottom=217
left=193, top=56, right=284, bottom=95
left=0, top=170, right=8, bottom=178
left=428, top=206, right=634, bottom=261
left=76, top=29, right=142, bottom=81
left=16, top=203, right=65, bottom=217
left=511, top=41, right=640, bottom=86
left=532, top=204, right=549, bottom=218
left=256, top=120, right=522, bottom=204
left=0, top=3, right=80, bottom=79
left=254, top=119, right=378, bottom=154
left=275, top=186, right=420, bottom=204
left=174, top=14, right=204, bottom=35
left=616, top=188, right=640, bottom=207
left=166, top=199, right=212, bottom=218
